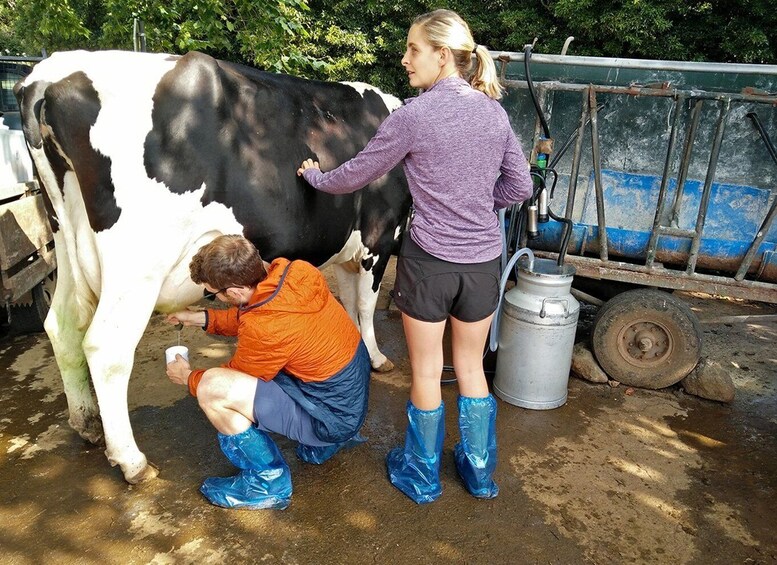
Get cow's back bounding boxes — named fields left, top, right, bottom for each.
left=17, top=50, right=410, bottom=307
left=142, top=52, right=409, bottom=265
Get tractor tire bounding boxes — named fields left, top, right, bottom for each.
left=591, top=289, right=702, bottom=389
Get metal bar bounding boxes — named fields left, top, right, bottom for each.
left=490, top=52, right=777, bottom=77
left=500, top=79, right=777, bottom=104
left=549, top=103, right=605, bottom=170
left=755, top=250, right=773, bottom=280
left=655, top=226, right=697, bottom=238
left=733, top=111, right=777, bottom=280
left=746, top=112, right=777, bottom=178
left=498, top=56, right=508, bottom=83
left=564, top=91, right=589, bottom=221
left=0, top=55, right=45, bottom=63
left=506, top=203, right=521, bottom=255
left=529, top=85, right=550, bottom=163
left=670, top=99, right=704, bottom=228
left=553, top=91, right=589, bottom=263
left=518, top=208, right=528, bottom=249
left=646, top=94, right=685, bottom=267
left=735, top=192, right=777, bottom=280
left=699, top=314, right=777, bottom=324
left=686, top=98, right=731, bottom=275
left=138, top=20, right=147, bottom=53
left=588, top=87, right=608, bottom=261
left=532, top=252, right=777, bottom=304
left=570, top=287, right=605, bottom=307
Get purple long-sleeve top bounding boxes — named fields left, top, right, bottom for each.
left=302, top=76, right=533, bottom=263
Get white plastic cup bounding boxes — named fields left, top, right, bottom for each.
left=165, top=345, right=189, bottom=364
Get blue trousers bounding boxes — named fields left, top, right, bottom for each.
left=251, top=341, right=370, bottom=447
left=252, top=378, right=334, bottom=447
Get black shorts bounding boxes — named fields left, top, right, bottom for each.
left=393, top=235, right=501, bottom=323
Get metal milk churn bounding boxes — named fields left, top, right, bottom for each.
left=494, top=256, right=579, bottom=410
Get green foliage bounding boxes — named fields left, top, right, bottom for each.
left=1, top=0, right=774, bottom=95
left=0, top=2, right=27, bottom=56
left=101, top=0, right=324, bottom=73
left=7, top=0, right=324, bottom=75
left=302, top=0, right=423, bottom=94
left=548, top=0, right=776, bottom=63
left=10, top=0, right=95, bottom=53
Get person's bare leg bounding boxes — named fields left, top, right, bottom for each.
left=196, top=368, right=258, bottom=434
left=402, top=314, right=446, bottom=410
left=196, top=368, right=292, bottom=510
left=450, top=313, right=495, bottom=398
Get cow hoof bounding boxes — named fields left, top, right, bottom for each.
left=126, top=461, right=159, bottom=484
left=78, top=428, right=105, bottom=446
left=70, top=416, right=104, bottom=446
left=372, top=358, right=394, bottom=372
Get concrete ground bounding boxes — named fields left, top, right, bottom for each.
left=0, top=261, right=775, bottom=564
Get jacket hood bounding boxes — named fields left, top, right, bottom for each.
left=241, top=258, right=329, bottom=315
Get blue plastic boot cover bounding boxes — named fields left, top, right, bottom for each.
left=296, top=433, right=368, bottom=464
left=386, top=401, right=444, bottom=504
left=454, top=395, right=499, bottom=499
left=200, top=426, right=293, bottom=510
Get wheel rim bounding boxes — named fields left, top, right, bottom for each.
left=616, top=319, right=674, bottom=368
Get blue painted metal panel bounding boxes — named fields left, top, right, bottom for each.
left=535, top=220, right=777, bottom=267
left=498, top=52, right=777, bottom=289
left=576, top=169, right=777, bottom=247
left=536, top=168, right=777, bottom=274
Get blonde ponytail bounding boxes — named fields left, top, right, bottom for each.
left=412, top=10, right=504, bottom=100
left=470, top=45, right=504, bottom=100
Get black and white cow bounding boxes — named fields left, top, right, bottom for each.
left=16, top=50, right=410, bottom=483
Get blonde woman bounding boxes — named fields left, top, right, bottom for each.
left=298, top=9, right=533, bottom=503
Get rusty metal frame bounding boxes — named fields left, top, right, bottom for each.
left=498, top=72, right=777, bottom=304
left=686, top=98, right=731, bottom=274
left=669, top=99, right=704, bottom=229
left=736, top=113, right=777, bottom=280
left=646, top=94, right=684, bottom=266
left=533, top=252, right=777, bottom=303
left=501, top=78, right=777, bottom=104
left=587, top=88, right=608, bottom=261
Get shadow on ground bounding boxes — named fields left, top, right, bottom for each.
left=0, top=279, right=775, bottom=564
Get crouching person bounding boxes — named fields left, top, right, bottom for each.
left=166, top=235, right=370, bottom=510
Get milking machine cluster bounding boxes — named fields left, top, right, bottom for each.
left=488, top=44, right=580, bottom=410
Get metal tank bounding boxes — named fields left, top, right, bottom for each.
left=493, top=257, right=579, bottom=410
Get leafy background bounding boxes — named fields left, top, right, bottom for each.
left=2, top=0, right=774, bottom=97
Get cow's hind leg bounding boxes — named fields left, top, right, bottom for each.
left=333, top=262, right=394, bottom=372
left=83, top=287, right=160, bottom=484
left=45, top=243, right=103, bottom=444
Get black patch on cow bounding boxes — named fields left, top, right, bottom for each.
left=145, top=51, right=410, bottom=272
left=35, top=169, right=59, bottom=233
left=15, top=79, right=50, bottom=150
left=15, top=79, right=60, bottom=233
left=41, top=134, right=69, bottom=196
left=42, top=72, right=121, bottom=232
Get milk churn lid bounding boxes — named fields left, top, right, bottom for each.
left=518, top=256, right=576, bottom=278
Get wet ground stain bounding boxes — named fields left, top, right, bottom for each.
left=0, top=282, right=775, bottom=564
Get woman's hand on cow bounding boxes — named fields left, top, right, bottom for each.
left=166, top=356, right=191, bottom=386
left=297, top=159, right=320, bottom=176
left=166, top=310, right=206, bottom=328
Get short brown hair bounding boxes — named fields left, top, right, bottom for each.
left=190, top=235, right=267, bottom=289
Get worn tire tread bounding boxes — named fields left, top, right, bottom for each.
left=591, top=289, right=702, bottom=388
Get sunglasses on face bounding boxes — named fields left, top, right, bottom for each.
left=203, top=287, right=228, bottom=300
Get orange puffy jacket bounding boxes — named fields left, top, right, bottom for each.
left=188, top=258, right=361, bottom=396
